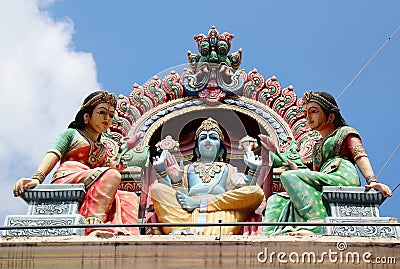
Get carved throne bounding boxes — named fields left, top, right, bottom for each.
left=104, top=26, right=319, bottom=235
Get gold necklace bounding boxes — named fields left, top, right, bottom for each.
left=192, top=162, right=224, bottom=183
left=78, top=130, right=106, bottom=167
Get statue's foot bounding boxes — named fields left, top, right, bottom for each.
left=176, top=191, right=200, bottom=212
left=286, top=230, right=315, bottom=236
left=85, top=216, right=115, bottom=238
left=88, top=230, right=115, bottom=238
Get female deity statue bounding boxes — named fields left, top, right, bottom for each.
left=262, top=91, right=392, bottom=236
left=150, top=118, right=265, bottom=235
left=13, top=91, right=141, bottom=237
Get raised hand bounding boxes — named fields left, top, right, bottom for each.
left=152, top=150, right=167, bottom=174
left=116, top=133, right=141, bottom=166
left=244, top=150, right=262, bottom=171
left=165, top=152, right=183, bottom=183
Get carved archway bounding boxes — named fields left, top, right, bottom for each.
left=103, top=27, right=321, bottom=217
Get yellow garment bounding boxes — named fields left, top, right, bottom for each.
left=151, top=183, right=264, bottom=235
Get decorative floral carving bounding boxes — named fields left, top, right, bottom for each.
left=34, top=203, right=70, bottom=215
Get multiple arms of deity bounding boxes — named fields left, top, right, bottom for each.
left=153, top=151, right=187, bottom=193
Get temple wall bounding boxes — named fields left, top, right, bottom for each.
left=1, top=235, right=399, bottom=269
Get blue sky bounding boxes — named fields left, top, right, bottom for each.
left=0, top=0, right=399, bottom=225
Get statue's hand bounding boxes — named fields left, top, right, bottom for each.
left=109, top=159, right=126, bottom=172
left=152, top=151, right=167, bottom=174
left=13, top=178, right=40, bottom=197
left=165, top=153, right=183, bottom=183
left=117, top=133, right=141, bottom=166
left=365, top=182, right=392, bottom=198
left=244, top=150, right=262, bottom=171
left=283, top=159, right=298, bottom=170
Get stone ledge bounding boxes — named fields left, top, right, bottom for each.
left=324, top=217, right=400, bottom=237
left=1, top=235, right=399, bottom=269
left=3, top=214, right=85, bottom=236
left=22, top=184, right=86, bottom=203
left=322, top=186, right=384, bottom=205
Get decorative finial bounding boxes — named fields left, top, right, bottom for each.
left=238, top=135, right=258, bottom=152
left=156, top=135, right=179, bottom=152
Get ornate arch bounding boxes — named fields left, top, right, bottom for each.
left=105, top=26, right=321, bottom=200
left=106, top=68, right=319, bottom=165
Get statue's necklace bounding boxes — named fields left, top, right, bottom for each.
left=78, top=130, right=105, bottom=167
left=193, top=162, right=224, bottom=183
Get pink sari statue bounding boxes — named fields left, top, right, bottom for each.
left=14, top=91, right=140, bottom=237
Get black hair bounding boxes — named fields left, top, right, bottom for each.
left=67, top=91, right=104, bottom=130
left=315, top=91, right=348, bottom=128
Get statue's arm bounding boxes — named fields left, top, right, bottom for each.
left=345, top=134, right=391, bottom=197
left=13, top=152, right=60, bottom=197
left=243, top=151, right=262, bottom=185
left=356, top=156, right=392, bottom=197
left=153, top=151, right=186, bottom=192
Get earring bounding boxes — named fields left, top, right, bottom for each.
left=218, top=149, right=224, bottom=162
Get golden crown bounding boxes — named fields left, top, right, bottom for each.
left=195, top=118, right=224, bottom=141
left=302, top=91, right=337, bottom=110
left=80, top=91, right=117, bottom=111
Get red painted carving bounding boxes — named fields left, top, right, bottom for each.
left=129, top=84, right=154, bottom=114
left=143, top=76, right=167, bottom=106
left=162, top=71, right=183, bottom=100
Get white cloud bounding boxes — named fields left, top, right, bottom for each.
left=0, top=0, right=100, bottom=222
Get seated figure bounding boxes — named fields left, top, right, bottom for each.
left=151, top=118, right=265, bottom=235
left=13, top=91, right=141, bottom=237
left=262, top=91, right=392, bottom=236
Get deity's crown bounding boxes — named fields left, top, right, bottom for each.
left=195, top=117, right=224, bottom=141
left=80, top=91, right=117, bottom=111
left=194, top=25, right=234, bottom=54
left=302, top=91, right=338, bottom=110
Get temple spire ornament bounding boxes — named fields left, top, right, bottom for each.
left=183, top=26, right=245, bottom=105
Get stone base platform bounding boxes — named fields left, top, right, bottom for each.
left=1, top=235, right=399, bottom=269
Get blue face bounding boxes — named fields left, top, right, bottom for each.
left=197, top=130, right=221, bottom=161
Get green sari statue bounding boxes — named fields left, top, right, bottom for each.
left=263, top=91, right=392, bottom=235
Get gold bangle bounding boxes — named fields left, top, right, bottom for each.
left=365, top=175, right=378, bottom=184
left=248, top=169, right=259, bottom=176
left=32, top=171, right=46, bottom=183
left=158, top=171, right=167, bottom=178
left=172, top=181, right=183, bottom=188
